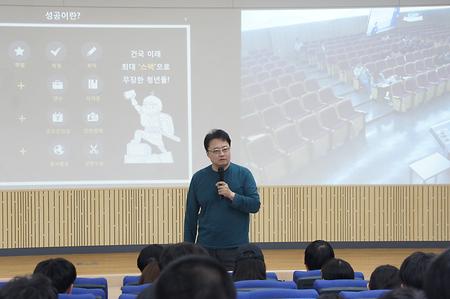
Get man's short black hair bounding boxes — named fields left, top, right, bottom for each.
left=399, top=251, right=435, bottom=289
left=321, top=258, right=354, bottom=280
left=33, top=257, right=77, bottom=293
left=424, top=248, right=450, bottom=299
left=158, top=242, right=209, bottom=271
left=137, top=244, right=164, bottom=272
left=380, top=288, right=426, bottom=299
left=304, top=240, right=335, bottom=270
left=369, top=264, right=401, bottom=290
left=203, top=129, right=231, bottom=152
left=154, top=255, right=236, bottom=299
left=0, top=274, right=57, bottom=299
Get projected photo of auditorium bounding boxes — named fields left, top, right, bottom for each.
left=240, top=6, right=450, bottom=185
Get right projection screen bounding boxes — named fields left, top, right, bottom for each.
left=240, top=6, right=450, bottom=185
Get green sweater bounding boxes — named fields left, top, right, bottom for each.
left=184, top=162, right=260, bottom=248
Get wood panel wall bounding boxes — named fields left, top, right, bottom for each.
left=1, top=185, right=449, bottom=249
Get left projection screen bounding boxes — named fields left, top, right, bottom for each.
left=0, top=7, right=241, bottom=188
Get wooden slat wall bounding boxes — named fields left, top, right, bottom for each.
left=0, top=185, right=449, bottom=249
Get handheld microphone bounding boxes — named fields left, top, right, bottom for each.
left=218, top=167, right=224, bottom=199
left=218, top=167, right=224, bottom=182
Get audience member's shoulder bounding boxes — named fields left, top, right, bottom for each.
left=0, top=274, right=57, bottom=299
left=424, top=248, right=450, bottom=299
left=380, top=287, right=426, bottom=299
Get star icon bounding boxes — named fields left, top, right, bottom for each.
left=14, top=46, right=25, bottom=56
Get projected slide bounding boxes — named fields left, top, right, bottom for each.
left=0, top=18, right=191, bottom=186
left=366, top=7, right=400, bottom=36
left=240, top=6, right=450, bottom=185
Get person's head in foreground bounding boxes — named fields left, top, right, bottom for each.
left=321, top=258, right=354, bottom=280
left=233, top=243, right=266, bottom=281
left=0, top=274, right=57, bottom=299
left=153, top=255, right=236, bottom=299
left=369, top=264, right=401, bottom=290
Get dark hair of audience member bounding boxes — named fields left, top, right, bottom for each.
left=33, top=257, right=77, bottom=294
left=380, top=287, right=426, bottom=299
left=137, top=244, right=164, bottom=284
left=304, top=240, right=335, bottom=270
left=369, top=264, right=401, bottom=290
left=424, top=248, right=450, bottom=299
left=321, top=258, right=354, bottom=280
left=137, top=244, right=164, bottom=272
left=139, top=259, right=161, bottom=284
left=158, top=242, right=209, bottom=271
left=232, top=243, right=266, bottom=281
left=399, top=251, right=436, bottom=289
left=318, top=294, right=342, bottom=299
left=153, top=255, right=236, bottom=299
left=0, top=274, right=57, bottom=299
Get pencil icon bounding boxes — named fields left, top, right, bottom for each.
left=87, top=46, right=97, bottom=56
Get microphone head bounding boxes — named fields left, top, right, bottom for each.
left=218, top=167, right=224, bottom=182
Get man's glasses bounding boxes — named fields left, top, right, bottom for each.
left=208, top=146, right=230, bottom=155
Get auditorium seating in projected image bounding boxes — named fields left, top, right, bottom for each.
left=319, top=106, right=350, bottom=149
left=437, top=64, right=450, bottom=91
left=300, top=92, right=326, bottom=113
left=245, top=133, right=287, bottom=182
left=390, top=80, right=413, bottom=112
left=281, top=98, right=309, bottom=122
left=427, top=69, right=446, bottom=97
left=296, top=114, right=330, bottom=159
left=318, top=87, right=343, bottom=106
left=403, top=77, right=425, bottom=108
left=416, top=72, right=436, bottom=102
left=274, top=123, right=310, bottom=172
left=336, top=99, right=366, bottom=138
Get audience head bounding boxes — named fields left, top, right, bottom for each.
left=158, top=242, right=209, bottom=271
left=137, top=244, right=164, bottom=284
left=0, top=274, right=57, bottom=299
left=321, top=258, right=354, bottom=280
left=33, top=257, right=77, bottom=294
left=399, top=251, right=435, bottom=289
left=153, top=255, right=236, bottom=299
left=424, top=248, right=450, bottom=299
left=139, top=260, right=161, bottom=284
left=304, top=240, right=335, bottom=270
left=137, top=244, right=164, bottom=272
left=380, top=288, right=426, bottom=299
left=232, top=243, right=266, bottom=281
left=369, top=264, right=401, bottom=290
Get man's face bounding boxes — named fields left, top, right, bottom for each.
left=206, top=138, right=231, bottom=170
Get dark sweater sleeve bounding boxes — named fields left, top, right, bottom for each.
left=184, top=178, right=199, bottom=243
left=230, top=168, right=260, bottom=213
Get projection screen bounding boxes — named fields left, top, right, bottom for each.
left=1, top=5, right=450, bottom=188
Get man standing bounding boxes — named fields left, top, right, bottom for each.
left=184, top=129, right=260, bottom=270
